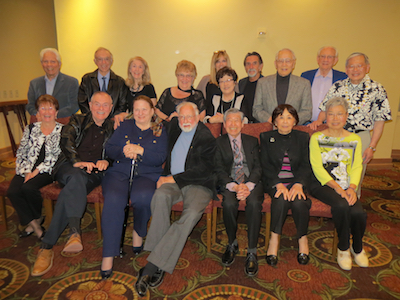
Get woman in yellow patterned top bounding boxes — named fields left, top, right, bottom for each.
left=309, top=97, right=368, bottom=271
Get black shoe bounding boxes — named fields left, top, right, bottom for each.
left=132, top=245, right=143, bottom=255
left=38, top=226, right=46, bottom=241
left=100, top=269, right=113, bottom=280
left=148, top=268, right=165, bottom=288
left=135, top=268, right=150, bottom=297
left=221, top=244, right=239, bottom=266
left=245, top=253, right=258, bottom=277
left=19, top=229, right=34, bottom=238
left=297, top=253, right=310, bottom=265
left=266, top=254, right=278, bottom=266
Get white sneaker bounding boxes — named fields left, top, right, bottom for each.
left=337, top=248, right=352, bottom=270
left=351, top=247, right=369, bottom=267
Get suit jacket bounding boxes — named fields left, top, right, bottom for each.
left=253, top=73, right=312, bottom=125
left=260, top=129, right=312, bottom=192
left=27, top=72, right=79, bottom=118
left=78, top=69, right=128, bottom=117
left=163, top=118, right=216, bottom=191
left=215, top=133, right=261, bottom=188
left=300, top=68, right=347, bottom=86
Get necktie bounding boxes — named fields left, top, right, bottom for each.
left=102, top=77, right=107, bottom=92
left=233, top=139, right=244, bottom=184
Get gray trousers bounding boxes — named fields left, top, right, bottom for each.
left=144, top=183, right=212, bottom=274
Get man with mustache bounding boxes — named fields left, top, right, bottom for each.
left=135, top=101, right=216, bottom=297
left=238, top=52, right=264, bottom=123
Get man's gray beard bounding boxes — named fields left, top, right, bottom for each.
left=247, top=69, right=257, bottom=78
left=179, top=123, right=194, bottom=133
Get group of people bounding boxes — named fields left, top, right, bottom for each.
left=6, top=45, right=391, bottom=297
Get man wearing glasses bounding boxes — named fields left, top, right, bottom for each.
left=253, top=48, right=312, bottom=125
left=315, top=52, right=391, bottom=196
left=135, top=101, right=216, bottom=297
left=301, top=46, right=347, bottom=124
left=78, top=47, right=128, bottom=126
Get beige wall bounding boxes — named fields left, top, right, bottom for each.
left=0, top=0, right=57, bottom=150
left=2, top=0, right=400, bottom=159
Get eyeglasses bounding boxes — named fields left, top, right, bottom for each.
left=214, top=50, right=227, bottom=54
left=318, top=55, right=335, bottom=60
left=347, top=64, right=365, bottom=70
left=39, top=106, right=55, bottom=111
left=95, top=57, right=112, bottom=62
left=327, top=112, right=346, bottom=118
left=219, top=78, right=235, bottom=84
left=177, top=74, right=193, bottom=79
left=276, top=58, right=293, bottom=64
left=179, top=115, right=195, bottom=121
left=92, top=102, right=112, bottom=109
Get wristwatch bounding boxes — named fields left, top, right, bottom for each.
left=368, top=146, right=376, bottom=152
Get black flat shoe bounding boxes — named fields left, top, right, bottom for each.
left=19, top=229, right=34, bottom=238
left=135, top=268, right=150, bottom=297
left=132, top=245, right=143, bottom=255
left=221, top=244, right=239, bottom=266
left=245, top=253, right=258, bottom=277
left=100, top=269, right=113, bottom=280
left=297, top=253, right=310, bottom=265
left=266, top=254, right=278, bottom=266
left=38, top=226, right=46, bottom=241
left=149, top=268, right=165, bottom=288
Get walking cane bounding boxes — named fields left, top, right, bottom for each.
left=119, top=142, right=137, bottom=257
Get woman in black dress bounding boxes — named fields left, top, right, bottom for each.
left=260, top=104, right=312, bottom=266
left=155, top=60, right=205, bottom=122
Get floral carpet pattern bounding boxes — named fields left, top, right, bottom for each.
left=1, top=157, right=400, bottom=299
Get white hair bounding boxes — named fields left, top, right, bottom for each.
left=40, top=48, right=61, bottom=63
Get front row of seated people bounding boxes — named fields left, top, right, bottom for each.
left=9, top=94, right=368, bottom=293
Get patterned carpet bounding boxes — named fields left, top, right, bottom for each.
left=1, top=157, right=400, bottom=299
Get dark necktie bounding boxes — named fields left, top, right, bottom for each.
left=233, top=139, right=244, bottom=184
left=102, top=77, right=107, bottom=92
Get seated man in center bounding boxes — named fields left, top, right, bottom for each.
left=215, top=108, right=263, bottom=276
left=135, top=101, right=217, bottom=297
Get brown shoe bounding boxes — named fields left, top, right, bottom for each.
left=31, top=249, right=54, bottom=276
left=63, top=233, right=83, bottom=253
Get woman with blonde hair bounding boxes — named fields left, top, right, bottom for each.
left=156, top=60, right=205, bottom=121
left=125, top=56, right=157, bottom=114
left=197, top=50, right=233, bottom=103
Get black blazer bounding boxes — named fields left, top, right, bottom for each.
left=163, top=118, right=216, bottom=191
left=260, top=129, right=312, bottom=191
left=215, top=133, right=261, bottom=188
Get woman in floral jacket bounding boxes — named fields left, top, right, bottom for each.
left=7, top=95, right=62, bottom=240
left=309, top=97, right=368, bottom=271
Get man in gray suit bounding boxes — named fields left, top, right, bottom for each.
left=253, top=48, right=312, bottom=125
left=26, top=48, right=79, bottom=119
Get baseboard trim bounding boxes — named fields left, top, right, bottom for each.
left=392, top=149, right=400, bottom=160
left=368, top=158, right=393, bottom=169
left=0, top=147, right=14, bottom=160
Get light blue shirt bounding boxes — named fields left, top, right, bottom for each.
left=97, top=70, right=110, bottom=91
left=45, top=73, right=59, bottom=96
left=171, top=124, right=197, bottom=175
left=311, top=69, right=333, bottom=121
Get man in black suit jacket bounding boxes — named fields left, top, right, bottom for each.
left=78, top=47, right=128, bottom=126
left=135, top=102, right=216, bottom=297
left=215, top=108, right=263, bottom=276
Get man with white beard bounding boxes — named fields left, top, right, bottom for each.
left=135, top=101, right=217, bottom=297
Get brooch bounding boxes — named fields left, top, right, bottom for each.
left=270, top=137, right=275, bottom=143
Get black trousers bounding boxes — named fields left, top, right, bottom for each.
left=267, top=186, right=311, bottom=239
left=221, top=183, right=264, bottom=249
left=310, top=184, right=366, bottom=252
left=7, top=173, right=53, bottom=226
left=42, top=162, right=103, bottom=246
